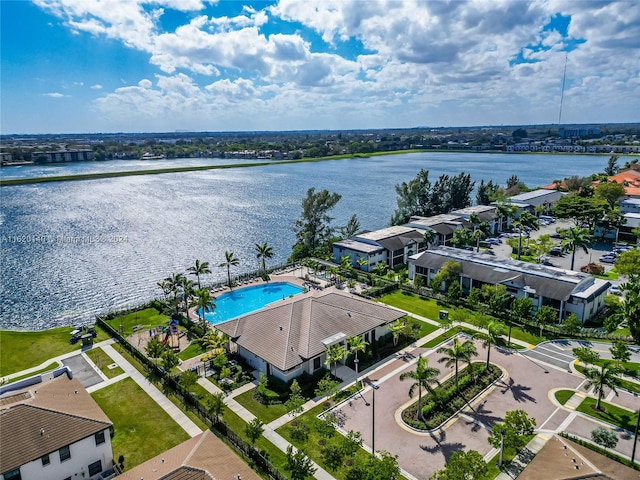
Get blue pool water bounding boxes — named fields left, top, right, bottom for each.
left=203, top=282, right=304, bottom=324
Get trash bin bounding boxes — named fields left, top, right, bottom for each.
left=439, top=310, right=449, bottom=320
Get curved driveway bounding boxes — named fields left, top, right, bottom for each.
left=336, top=337, right=585, bottom=480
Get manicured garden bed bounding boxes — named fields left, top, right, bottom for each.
left=401, top=362, right=501, bottom=430
left=234, top=389, right=290, bottom=424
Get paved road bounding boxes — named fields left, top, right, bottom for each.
left=523, top=340, right=640, bottom=372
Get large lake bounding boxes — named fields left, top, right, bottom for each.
left=0, top=152, right=609, bottom=330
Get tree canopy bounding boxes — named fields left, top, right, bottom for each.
left=390, top=169, right=474, bottom=225
left=291, top=187, right=342, bottom=259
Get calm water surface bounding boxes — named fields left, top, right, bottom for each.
left=0, top=152, right=609, bottom=329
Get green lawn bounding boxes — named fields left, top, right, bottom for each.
left=85, top=348, right=124, bottom=379
left=177, top=341, right=207, bottom=361
left=555, top=389, right=575, bottom=405
left=5, top=362, right=60, bottom=382
left=0, top=327, right=99, bottom=376
left=378, top=291, right=444, bottom=321
left=576, top=397, right=639, bottom=432
left=91, top=377, right=190, bottom=470
left=594, top=268, right=619, bottom=280
left=574, top=364, right=640, bottom=394
left=105, top=308, right=170, bottom=336
left=379, top=291, right=543, bottom=346
left=234, top=390, right=290, bottom=424
left=219, top=404, right=289, bottom=474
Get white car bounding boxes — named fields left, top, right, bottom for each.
left=599, top=255, right=616, bottom=264
left=609, top=285, right=622, bottom=296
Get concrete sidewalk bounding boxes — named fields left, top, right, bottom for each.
left=101, top=344, right=202, bottom=437
left=3, top=338, right=117, bottom=381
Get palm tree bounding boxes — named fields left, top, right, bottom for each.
left=584, top=362, right=622, bottom=410
left=494, top=202, right=515, bottom=234
left=388, top=319, right=406, bottom=346
left=357, top=257, right=369, bottom=272
left=437, top=337, right=478, bottom=390
left=255, top=242, right=274, bottom=276
left=180, top=276, right=195, bottom=320
left=513, top=211, right=539, bottom=260
left=373, top=261, right=387, bottom=278
left=165, top=272, right=186, bottom=315
left=219, top=251, right=240, bottom=289
left=188, top=259, right=211, bottom=290
left=196, top=330, right=227, bottom=351
left=348, top=335, right=368, bottom=377
left=399, top=357, right=441, bottom=421
left=476, top=321, right=505, bottom=370
left=562, top=226, right=592, bottom=270
left=192, top=288, right=216, bottom=331
left=324, top=343, right=347, bottom=378
left=157, top=280, right=171, bottom=302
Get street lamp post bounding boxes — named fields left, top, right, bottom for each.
left=354, top=358, right=359, bottom=390
left=632, top=408, right=639, bottom=465
left=498, top=429, right=506, bottom=468
left=365, top=381, right=379, bottom=455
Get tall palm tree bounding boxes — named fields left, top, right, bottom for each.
left=494, top=202, right=515, bottom=234
left=255, top=242, right=274, bottom=276
left=373, top=261, right=387, bottom=277
left=399, top=357, right=441, bottom=421
left=388, top=319, right=406, bottom=346
left=561, top=226, right=592, bottom=270
left=180, top=276, right=195, bottom=320
left=219, top=251, right=240, bottom=289
left=165, top=272, right=186, bottom=315
left=584, top=362, right=622, bottom=410
left=348, top=335, right=368, bottom=377
left=513, top=211, right=539, bottom=260
left=188, top=259, right=211, bottom=290
left=324, top=343, right=347, bottom=378
left=437, top=337, right=478, bottom=390
left=476, top=321, right=506, bottom=370
left=192, top=288, right=216, bottom=331
left=157, top=280, right=171, bottom=302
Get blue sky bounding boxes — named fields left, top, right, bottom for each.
left=2, top=0, right=639, bottom=134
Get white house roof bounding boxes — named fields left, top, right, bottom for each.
left=509, top=189, right=566, bottom=207
left=356, top=225, right=419, bottom=241
left=623, top=213, right=640, bottom=228
left=333, top=239, right=383, bottom=254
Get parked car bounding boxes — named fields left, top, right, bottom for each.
left=539, top=215, right=556, bottom=223
left=550, top=247, right=564, bottom=256
left=609, top=284, right=622, bottom=295
left=479, top=241, right=493, bottom=248
left=599, top=255, right=616, bottom=263
left=541, top=258, right=554, bottom=266
left=485, top=238, right=501, bottom=245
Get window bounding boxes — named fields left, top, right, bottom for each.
left=95, top=430, right=105, bottom=445
left=3, top=468, right=21, bottom=480
left=59, top=445, right=71, bottom=462
left=88, top=460, right=102, bottom=476
left=41, top=454, right=50, bottom=466
left=364, top=332, right=370, bottom=343
left=313, top=357, right=321, bottom=370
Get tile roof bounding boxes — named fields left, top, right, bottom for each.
left=0, top=374, right=113, bottom=473
left=119, top=430, right=260, bottom=480
left=215, top=291, right=405, bottom=371
left=0, top=404, right=111, bottom=473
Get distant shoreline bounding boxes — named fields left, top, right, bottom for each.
left=0, top=149, right=617, bottom=187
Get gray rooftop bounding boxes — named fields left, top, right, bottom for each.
left=215, top=291, right=405, bottom=371
left=333, top=239, right=384, bottom=254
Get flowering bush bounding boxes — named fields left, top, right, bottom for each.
left=580, top=263, right=605, bottom=275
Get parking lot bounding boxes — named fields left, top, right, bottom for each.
left=490, top=218, right=621, bottom=285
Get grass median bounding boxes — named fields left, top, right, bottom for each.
left=576, top=397, right=639, bottom=433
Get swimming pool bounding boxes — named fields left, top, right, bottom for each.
left=203, top=282, right=305, bottom=325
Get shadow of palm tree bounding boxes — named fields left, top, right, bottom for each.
left=463, top=400, right=503, bottom=430
left=399, top=352, right=415, bottom=362
left=419, top=430, right=466, bottom=462
left=498, top=377, right=536, bottom=403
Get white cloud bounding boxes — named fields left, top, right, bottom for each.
left=43, top=92, right=65, bottom=98
left=32, top=0, right=640, bottom=130
left=90, top=84, right=103, bottom=89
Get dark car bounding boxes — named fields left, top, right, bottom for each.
left=549, top=247, right=563, bottom=256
